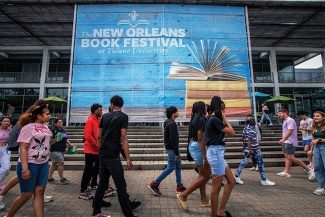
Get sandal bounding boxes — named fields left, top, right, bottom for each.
left=176, top=194, right=188, bottom=211
left=200, top=199, right=211, bottom=207
left=217, top=211, right=232, bottom=217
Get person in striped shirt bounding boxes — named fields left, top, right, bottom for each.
left=234, top=116, right=275, bottom=186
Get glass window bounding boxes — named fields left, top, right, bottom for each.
left=252, top=54, right=273, bottom=83
left=0, top=88, right=40, bottom=119
left=47, top=57, right=70, bottom=83
left=46, top=88, right=68, bottom=115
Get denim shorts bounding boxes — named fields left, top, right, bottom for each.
left=302, top=139, right=312, bottom=147
left=16, top=161, right=49, bottom=193
left=189, top=140, right=203, bottom=166
left=282, top=143, right=296, bottom=155
left=206, top=145, right=228, bottom=176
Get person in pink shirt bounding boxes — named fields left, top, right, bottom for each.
left=0, top=116, right=11, bottom=191
left=276, top=109, right=315, bottom=180
left=5, top=103, right=51, bottom=217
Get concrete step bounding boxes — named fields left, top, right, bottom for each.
left=10, top=157, right=310, bottom=170
left=9, top=150, right=307, bottom=162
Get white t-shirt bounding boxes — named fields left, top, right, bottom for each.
left=300, top=117, right=313, bottom=140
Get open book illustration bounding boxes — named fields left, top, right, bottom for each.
left=168, top=40, right=245, bottom=81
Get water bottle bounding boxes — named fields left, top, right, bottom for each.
left=56, top=132, right=62, bottom=142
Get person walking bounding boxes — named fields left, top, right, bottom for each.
left=92, top=95, right=140, bottom=217
left=79, top=103, right=103, bottom=200
left=234, top=116, right=275, bottom=186
left=297, top=111, right=314, bottom=169
left=176, top=101, right=211, bottom=211
left=308, top=111, right=325, bottom=195
left=148, top=106, right=186, bottom=196
left=258, top=102, right=273, bottom=125
left=0, top=100, right=53, bottom=211
left=276, top=109, right=315, bottom=180
left=0, top=116, right=12, bottom=191
left=6, top=103, right=14, bottom=118
left=5, top=104, right=51, bottom=217
left=48, top=118, right=73, bottom=185
left=205, top=96, right=235, bottom=217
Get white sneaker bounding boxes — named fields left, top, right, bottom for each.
left=255, top=166, right=259, bottom=171
left=308, top=169, right=316, bottom=181
left=269, top=123, right=273, bottom=125
left=261, top=179, right=275, bottom=186
left=277, top=171, right=291, bottom=178
left=44, top=195, right=53, bottom=203
left=235, top=176, right=244, bottom=185
left=0, top=195, right=5, bottom=210
left=313, top=188, right=325, bottom=195
left=248, top=167, right=256, bottom=171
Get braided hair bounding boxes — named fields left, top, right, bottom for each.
left=209, top=96, right=223, bottom=120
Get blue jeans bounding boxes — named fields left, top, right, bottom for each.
left=93, top=157, right=134, bottom=217
left=313, top=143, right=325, bottom=189
left=260, top=113, right=272, bottom=124
left=154, top=149, right=182, bottom=186
left=235, top=148, right=267, bottom=181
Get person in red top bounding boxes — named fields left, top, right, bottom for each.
left=79, top=103, right=103, bottom=200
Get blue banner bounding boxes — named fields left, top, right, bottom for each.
left=71, top=4, right=250, bottom=122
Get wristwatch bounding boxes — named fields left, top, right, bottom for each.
left=319, top=138, right=322, bottom=142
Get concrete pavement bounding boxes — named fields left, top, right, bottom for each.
left=0, top=166, right=323, bottom=217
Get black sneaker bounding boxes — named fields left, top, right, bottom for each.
left=130, top=199, right=141, bottom=210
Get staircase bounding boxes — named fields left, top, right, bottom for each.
left=10, top=125, right=308, bottom=170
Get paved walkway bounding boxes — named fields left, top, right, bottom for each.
left=0, top=167, right=323, bottom=217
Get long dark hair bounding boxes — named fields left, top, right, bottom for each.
left=189, top=101, right=205, bottom=138
left=209, top=96, right=223, bottom=120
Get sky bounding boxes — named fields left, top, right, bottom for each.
left=296, top=54, right=323, bottom=69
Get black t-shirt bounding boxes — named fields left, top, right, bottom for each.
left=99, top=111, right=128, bottom=158
left=189, top=115, right=206, bottom=140
left=205, top=115, right=226, bottom=146
left=50, top=127, right=68, bottom=152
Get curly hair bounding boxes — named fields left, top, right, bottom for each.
left=90, top=103, right=103, bottom=114
left=166, top=106, right=178, bottom=119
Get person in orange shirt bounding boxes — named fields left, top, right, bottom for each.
left=78, top=103, right=103, bottom=200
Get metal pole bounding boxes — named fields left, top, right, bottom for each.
left=245, top=6, right=257, bottom=121
left=66, top=3, right=77, bottom=127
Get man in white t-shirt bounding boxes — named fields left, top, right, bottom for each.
left=297, top=111, right=314, bottom=169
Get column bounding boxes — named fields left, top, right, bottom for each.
left=39, top=46, right=50, bottom=99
